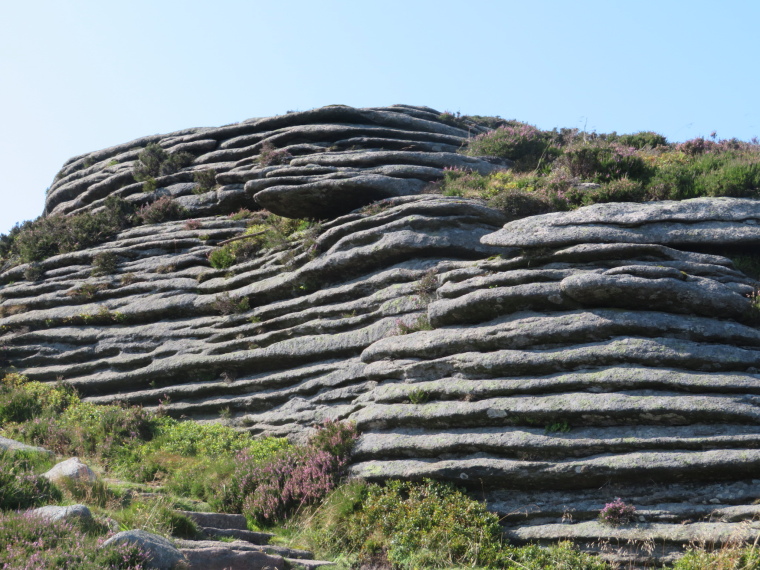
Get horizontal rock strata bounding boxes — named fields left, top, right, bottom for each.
left=44, top=104, right=506, bottom=220
left=6, top=106, right=760, bottom=565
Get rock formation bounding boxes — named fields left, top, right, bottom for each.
left=3, top=104, right=760, bottom=565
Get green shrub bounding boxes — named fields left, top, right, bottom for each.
left=3, top=396, right=157, bottom=470
left=558, top=139, right=653, bottom=183
left=212, top=293, right=250, bottom=315
left=193, top=169, right=218, bottom=194
left=91, top=251, right=118, bottom=276
left=672, top=545, right=760, bottom=569
left=566, top=177, right=646, bottom=207
left=613, top=131, right=668, bottom=149
left=488, top=187, right=558, bottom=220
left=208, top=247, right=236, bottom=269
left=257, top=141, right=293, bottom=167
left=2, top=196, right=134, bottom=265
left=207, top=214, right=318, bottom=270
left=306, top=479, right=504, bottom=569
left=133, top=143, right=193, bottom=185
left=0, top=450, right=61, bottom=510
left=506, top=542, right=610, bottom=569
left=222, top=420, right=357, bottom=524
left=148, top=418, right=287, bottom=458
left=138, top=196, right=186, bottom=224
left=467, top=122, right=557, bottom=171
left=438, top=168, right=489, bottom=197
left=0, top=373, right=79, bottom=424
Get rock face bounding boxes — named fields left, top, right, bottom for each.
left=44, top=104, right=505, bottom=220
left=4, top=105, right=760, bottom=564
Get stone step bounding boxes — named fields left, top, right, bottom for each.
left=285, top=559, right=335, bottom=570
left=177, top=510, right=248, bottom=531
left=200, top=526, right=274, bottom=545
left=175, top=539, right=314, bottom=560
left=179, top=545, right=286, bottom=570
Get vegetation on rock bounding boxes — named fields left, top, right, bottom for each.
left=440, top=123, right=760, bottom=219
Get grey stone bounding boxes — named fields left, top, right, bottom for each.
left=0, top=436, right=51, bottom=455
left=482, top=197, right=760, bottom=249
left=42, top=457, right=97, bottom=484
left=179, top=546, right=285, bottom=570
left=30, top=504, right=92, bottom=523
left=102, top=530, right=185, bottom=570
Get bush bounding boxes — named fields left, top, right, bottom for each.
left=5, top=196, right=134, bottom=264
left=91, top=251, right=118, bottom=276
left=193, top=169, right=217, bottom=194
left=222, top=420, right=357, bottom=524
left=566, top=178, right=647, bottom=207
left=257, top=141, right=293, bottom=167
left=0, top=373, right=79, bottom=424
left=598, top=497, right=636, bottom=525
left=672, top=545, right=760, bottom=570
left=211, top=293, right=250, bottom=315
left=146, top=418, right=288, bottom=458
left=614, top=131, right=668, bottom=149
left=138, top=196, right=186, bottom=225
left=133, top=143, right=193, bottom=185
left=438, top=168, right=489, bottom=197
left=488, top=188, right=557, bottom=220
left=306, top=479, right=504, bottom=569
left=467, top=123, right=556, bottom=172
left=208, top=247, right=236, bottom=269
left=558, top=139, right=652, bottom=183
left=0, top=450, right=61, bottom=510
left=207, top=214, right=318, bottom=270
left=3, top=398, right=157, bottom=470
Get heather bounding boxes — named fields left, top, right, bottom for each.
left=0, top=511, right=147, bottom=569
left=0, top=193, right=190, bottom=266
left=448, top=123, right=760, bottom=219
left=221, top=419, right=358, bottom=525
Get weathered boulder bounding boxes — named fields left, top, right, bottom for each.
left=42, top=457, right=98, bottom=484
left=30, top=504, right=93, bottom=523
left=101, top=530, right=185, bottom=570
left=0, top=435, right=51, bottom=455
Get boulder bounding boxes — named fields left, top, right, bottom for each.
left=42, top=457, right=98, bottom=484
left=30, top=504, right=92, bottom=523
left=101, top=530, right=185, bottom=570
left=0, top=436, right=51, bottom=455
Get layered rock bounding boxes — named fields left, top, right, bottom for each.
left=44, top=104, right=504, bottom=220
left=4, top=105, right=760, bottom=564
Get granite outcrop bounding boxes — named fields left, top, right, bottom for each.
left=3, top=105, right=760, bottom=565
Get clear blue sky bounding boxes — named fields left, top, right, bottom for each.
left=1, top=0, right=758, bottom=234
